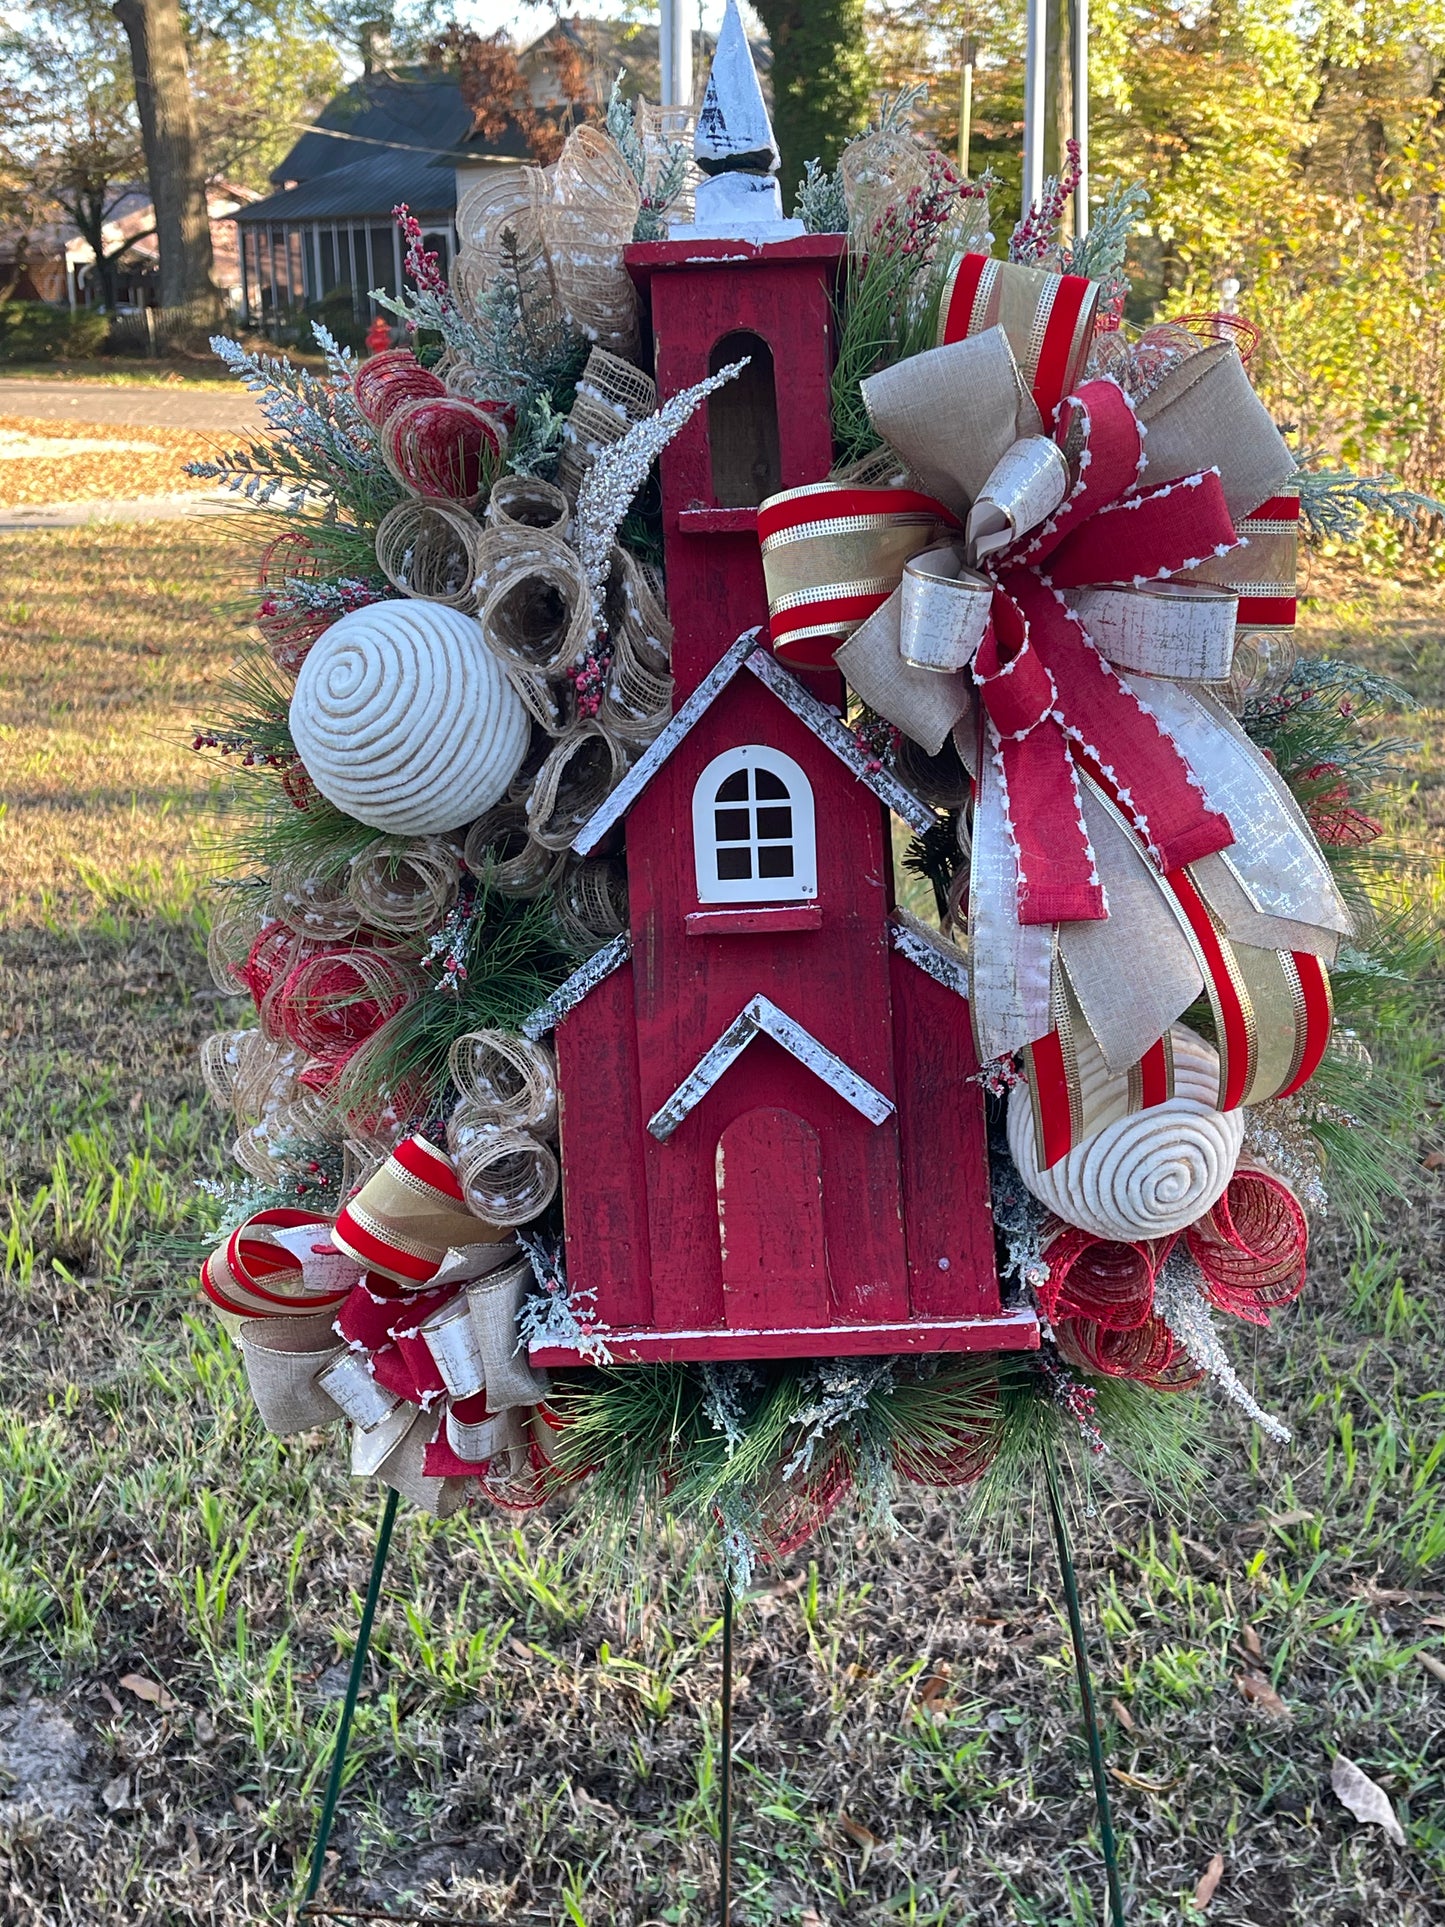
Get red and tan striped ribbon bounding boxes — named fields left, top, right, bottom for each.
left=935, top=253, right=1101, bottom=421
left=756, top=483, right=959, bottom=667
left=333, top=1133, right=512, bottom=1287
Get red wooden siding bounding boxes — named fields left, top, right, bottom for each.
left=554, top=956, right=653, bottom=1327
left=627, top=236, right=843, bottom=698
left=716, top=1106, right=830, bottom=1327
left=888, top=948, right=1002, bottom=1319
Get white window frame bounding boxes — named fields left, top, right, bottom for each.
left=692, top=745, right=817, bottom=905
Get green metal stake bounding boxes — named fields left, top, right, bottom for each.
left=1043, top=1450, right=1127, bottom=1927
left=719, top=1575, right=734, bottom=1927
left=304, top=1487, right=400, bottom=1907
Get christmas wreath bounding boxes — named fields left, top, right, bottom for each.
left=187, top=60, right=1434, bottom=1585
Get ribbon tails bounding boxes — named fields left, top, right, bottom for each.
left=759, top=253, right=1351, bottom=1169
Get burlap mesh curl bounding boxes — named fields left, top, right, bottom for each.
left=374, top=500, right=483, bottom=610
left=447, top=1029, right=558, bottom=1137
left=487, top=474, right=570, bottom=541
left=449, top=1120, right=560, bottom=1226
left=268, top=855, right=364, bottom=942
left=347, top=837, right=460, bottom=934
left=553, top=858, right=629, bottom=948
left=525, top=723, right=629, bottom=850
left=207, top=890, right=270, bottom=993
left=480, top=532, right=591, bottom=676
left=556, top=348, right=658, bottom=502
left=462, top=802, right=561, bottom=899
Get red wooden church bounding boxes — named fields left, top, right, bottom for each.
left=527, top=30, right=1038, bottom=1368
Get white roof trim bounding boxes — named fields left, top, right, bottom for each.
left=521, top=933, right=631, bottom=1039
left=646, top=992, right=895, bottom=1141
left=743, top=648, right=935, bottom=834
left=571, top=628, right=936, bottom=856
left=890, top=910, right=970, bottom=1000
left=573, top=629, right=761, bottom=857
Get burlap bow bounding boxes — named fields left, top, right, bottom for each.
left=760, top=288, right=1353, bottom=1159
left=200, top=1136, right=555, bottom=1516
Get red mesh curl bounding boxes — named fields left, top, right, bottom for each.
left=353, top=348, right=447, bottom=428
left=1055, top=1314, right=1206, bottom=1392
left=1039, top=1226, right=1170, bottom=1330
left=1187, top=1167, right=1308, bottom=1327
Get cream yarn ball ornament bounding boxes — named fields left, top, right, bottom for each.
left=1007, top=1027, right=1245, bottom=1241
left=289, top=601, right=529, bottom=835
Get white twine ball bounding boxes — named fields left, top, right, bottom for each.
left=1007, top=1027, right=1245, bottom=1240
left=290, top=601, right=529, bottom=835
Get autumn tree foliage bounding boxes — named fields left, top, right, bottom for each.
left=428, top=26, right=598, bottom=168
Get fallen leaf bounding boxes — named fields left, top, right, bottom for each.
left=1110, top=1697, right=1136, bottom=1733
left=839, top=1813, right=881, bottom=1849
left=918, top=1669, right=950, bottom=1707
left=1192, top=1851, right=1225, bottom=1909
left=181, top=1821, right=201, bottom=1872
left=1423, top=1616, right=1445, bottom=1630
left=1417, top=1652, right=1445, bottom=1686
left=1237, top=1671, right=1291, bottom=1719
left=1331, top=1755, right=1406, bottom=1846
left=1108, top=1767, right=1178, bottom=1792
left=95, top=1684, right=123, bottom=1716
left=119, top=1672, right=178, bottom=1712
left=1265, top=1508, right=1315, bottom=1528
left=1421, top=1150, right=1445, bottom=1171
left=1239, top=1624, right=1264, bottom=1661
left=100, top=1773, right=130, bottom=1812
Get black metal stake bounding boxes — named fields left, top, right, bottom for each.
left=719, top=1574, right=734, bottom=1927
left=1043, top=1450, right=1126, bottom=1927
left=304, top=1487, right=400, bottom=1908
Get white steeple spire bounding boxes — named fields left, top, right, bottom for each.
left=669, top=0, right=804, bottom=241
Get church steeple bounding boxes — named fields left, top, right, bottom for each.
left=670, top=0, right=804, bottom=240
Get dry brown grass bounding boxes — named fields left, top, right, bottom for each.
left=0, top=521, right=241, bottom=920
left=0, top=416, right=215, bottom=509
left=0, top=525, right=1442, bottom=1926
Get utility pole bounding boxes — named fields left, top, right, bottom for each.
left=958, top=34, right=976, bottom=179
left=1022, top=0, right=1089, bottom=232
left=659, top=0, right=692, bottom=108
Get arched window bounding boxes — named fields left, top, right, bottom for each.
left=692, top=746, right=817, bottom=905
left=707, top=330, right=782, bottom=507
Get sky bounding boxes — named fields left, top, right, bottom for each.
left=438, top=2, right=764, bottom=48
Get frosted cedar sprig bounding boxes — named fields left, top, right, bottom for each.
left=1009, top=139, right=1082, bottom=265
left=188, top=334, right=400, bottom=520
left=605, top=77, right=691, bottom=241
left=421, top=881, right=481, bottom=993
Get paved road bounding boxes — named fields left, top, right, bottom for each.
left=0, top=491, right=240, bottom=531
left=0, top=380, right=258, bottom=430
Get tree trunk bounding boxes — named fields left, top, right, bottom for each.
left=113, top=0, right=221, bottom=319
left=752, top=1, right=872, bottom=209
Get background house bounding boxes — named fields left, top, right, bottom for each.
left=234, top=17, right=716, bottom=334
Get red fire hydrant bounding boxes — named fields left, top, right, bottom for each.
left=364, top=314, right=392, bottom=357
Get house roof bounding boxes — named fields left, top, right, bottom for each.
left=236, top=148, right=461, bottom=225
left=572, top=630, right=935, bottom=858
left=271, top=69, right=478, bottom=187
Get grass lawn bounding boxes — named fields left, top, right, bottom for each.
left=0, top=521, right=1442, bottom=1925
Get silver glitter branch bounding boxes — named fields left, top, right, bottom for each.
left=1154, top=1249, right=1291, bottom=1443
left=575, top=358, right=750, bottom=627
